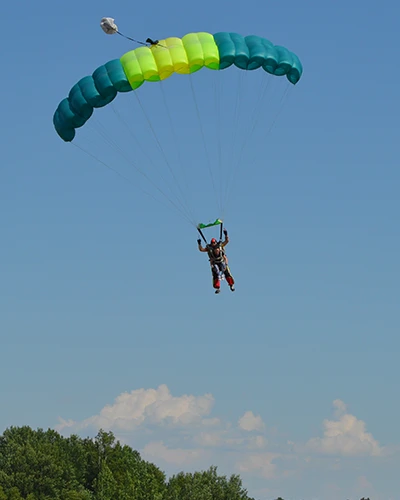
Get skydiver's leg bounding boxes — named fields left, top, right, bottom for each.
left=224, top=265, right=235, bottom=291
left=211, top=264, right=220, bottom=293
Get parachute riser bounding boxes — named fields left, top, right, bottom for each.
left=197, top=221, right=223, bottom=244
left=197, top=227, right=208, bottom=245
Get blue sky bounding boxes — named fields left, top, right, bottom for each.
left=1, top=0, right=399, bottom=499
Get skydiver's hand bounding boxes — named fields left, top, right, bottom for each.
left=223, top=229, right=228, bottom=236
left=197, top=239, right=201, bottom=245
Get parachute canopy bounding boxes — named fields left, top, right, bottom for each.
left=53, top=31, right=303, bottom=143
left=53, top=26, right=303, bottom=228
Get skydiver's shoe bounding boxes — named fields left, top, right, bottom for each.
left=230, top=285, right=235, bottom=292
left=215, top=288, right=221, bottom=294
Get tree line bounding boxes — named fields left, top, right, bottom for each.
left=0, top=426, right=373, bottom=500
left=0, top=426, right=254, bottom=500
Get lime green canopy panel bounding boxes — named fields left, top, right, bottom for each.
left=53, top=32, right=303, bottom=142
left=197, top=219, right=223, bottom=229
left=121, top=33, right=220, bottom=88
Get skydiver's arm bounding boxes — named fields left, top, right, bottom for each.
left=221, top=229, right=229, bottom=247
left=197, top=239, right=208, bottom=252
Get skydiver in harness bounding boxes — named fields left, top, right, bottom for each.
left=197, top=229, right=235, bottom=294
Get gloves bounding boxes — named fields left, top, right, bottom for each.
left=223, top=229, right=228, bottom=236
left=197, top=239, right=201, bottom=245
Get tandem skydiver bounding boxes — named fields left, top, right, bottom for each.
left=197, top=228, right=235, bottom=294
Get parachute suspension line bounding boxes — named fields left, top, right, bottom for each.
left=222, top=71, right=274, bottom=217
left=188, top=74, right=221, bottom=217
left=221, top=69, right=246, bottom=220
left=88, top=115, right=144, bottom=166
left=78, top=84, right=195, bottom=227
left=108, top=102, right=195, bottom=224
left=130, top=91, right=191, bottom=220
left=71, top=142, right=195, bottom=226
left=88, top=114, right=156, bottom=182
left=158, top=81, right=198, bottom=225
left=84, top=116, right=195, bottom=225
left=263, top=82, right=291, bottom=139
left=110, top=103, right=167, bottom=178
left=247, top=81, right=292, bottom=168
left=229, top=69, right=245, bottom=163
left=132, top=90, right=197, bottom=225
left=72, top=142, right=132, bottom=183
left=240, top=75, right=271, bottom=147
left=269, top=81, right=292, bottom=129
left=224, top=79, right=293, bottom=215
left=231, top=71, right=272, bottom=173
left=213, top=70, right=224, bottom=219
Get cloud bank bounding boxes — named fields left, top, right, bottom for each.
left=56, top=387, right=389, bottom=500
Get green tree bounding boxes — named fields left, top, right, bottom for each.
left=0, top=426, right=75, bottom=498
left=165, top=467, right=255, bottom=500
left=8, top=487, right=23, bottom=500
left=61, top=489, right=93, bottom=500
left=0, top=426, right=255, bottom=500
left=93, top=462, right=116, bottom=500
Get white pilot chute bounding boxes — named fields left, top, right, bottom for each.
left=100, top=17, right=118, bottom=35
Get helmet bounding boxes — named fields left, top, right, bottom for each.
left=210, top=238, right=217, bottom=245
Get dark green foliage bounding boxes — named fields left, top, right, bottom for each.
left=164, top=466, right=254, bottom=500
left=0, top=427, right=255, bottom=500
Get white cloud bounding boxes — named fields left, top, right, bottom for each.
left=193, top=429, right=267, bottom=450
left=333, top=399, right=347, bottom=416
left=193, top=431, right=224, bottom=447
left=352, top=474, right=378, bottom=500
left=238, top=411, right=265, bottom=432
left=305, top=400, right=384, bottom=457
left=356, top=475, right=373, bottom=490
left=201, top=417, right=221, bottom=427
left=142, top=441, right=206, bottom=466
left=55, top=387, right=394, bottom=499
left=236, top=452, right=278, bottom=479
left=56, top=384, right=214, bottom=432
left=56, top=418, right=75, bottom=431
left=247, top=435, right=267, bottom=449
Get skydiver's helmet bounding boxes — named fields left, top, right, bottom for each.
left=210, top=238, right=217, bottom=246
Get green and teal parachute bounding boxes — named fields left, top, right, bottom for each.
left=53, top=31, right=302, bottom=142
